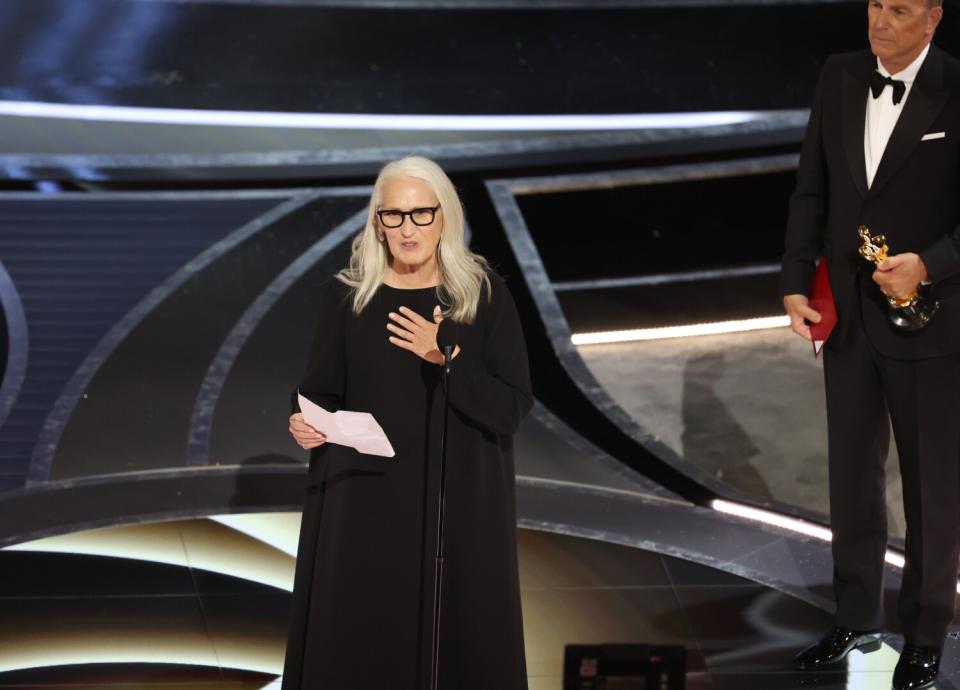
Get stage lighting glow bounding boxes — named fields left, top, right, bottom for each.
left=209, top=513, right=301, bottom=558
left=885, top=551, right=906, bottom=569
left=571, top=315, right=791, bottom=345
left=0, top=643, right=281, bottom=676
left=6, top=519, right=295, bottom=591
left=0, top=100, right=759, bottom=131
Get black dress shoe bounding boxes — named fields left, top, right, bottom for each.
left=892, top=645, right=941, bottom=690
left=794, top=626, right=882, bottom=670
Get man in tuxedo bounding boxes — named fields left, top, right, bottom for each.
left=782, top=1, right=960, bottom=688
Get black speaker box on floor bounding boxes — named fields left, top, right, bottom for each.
left=563, top=644, right=685, bottom=690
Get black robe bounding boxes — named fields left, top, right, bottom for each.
left=282, top=273, right=532, bottom=690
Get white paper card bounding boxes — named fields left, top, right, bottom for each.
left=297, top=393, right=395, bottom=458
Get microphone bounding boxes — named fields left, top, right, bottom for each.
left=437, top=319, right=458, bottom=377
left=429, top=316, right=458, bottom=690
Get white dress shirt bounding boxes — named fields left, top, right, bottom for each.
left=864, top=44, right=930, bottom=188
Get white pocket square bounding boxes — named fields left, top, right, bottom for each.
left=922, top=131, right=946, bottom=141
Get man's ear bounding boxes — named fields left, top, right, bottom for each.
left=928, top=6, right=944, bottom=36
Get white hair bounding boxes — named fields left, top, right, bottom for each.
left=336, top=156, right=491, bottom=323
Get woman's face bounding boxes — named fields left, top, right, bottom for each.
left=377, top=176, right=443, bottom=274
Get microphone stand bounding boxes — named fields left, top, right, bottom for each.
left=429, top=345, right=453, bottom=690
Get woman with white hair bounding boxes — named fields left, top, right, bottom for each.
left=282, top=156, right=532, bottom=690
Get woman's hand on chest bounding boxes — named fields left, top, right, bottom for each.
left=386, top=305, right=461, bottom=365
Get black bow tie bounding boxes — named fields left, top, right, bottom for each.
left=870, top=70, right=906, bottom=105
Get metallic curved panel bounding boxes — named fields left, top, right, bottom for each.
left=485, top=178, right=719, bottom=497
left=26, top=191, right=322, bottom=485
left=0, top=260, right=28, bottom=432
left=0, top=461, right=848, bottom=608
left=0, top=464, right=307, bottom=548
left=501, top=153, right=800, bottom=194
left=0, top=459, right=845, bottom=611
left=484, top=155, right=834, bottom=517
left=0, top=103, right=762, bottom=129
left=186, top=207, right=367, bottom=466
left=0, top=110, right=810, bottom=182
left=515, top=475, right=838, bottom=615
left=522, top=401, right=671, bottom=496
left=0, top=460, right=872, bottom=610
left=0, top=191, right=289, bottom=493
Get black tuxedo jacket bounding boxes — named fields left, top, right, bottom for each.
left=782, top=45, right=960, bottom=359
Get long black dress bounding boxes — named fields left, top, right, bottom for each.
left=282, top=273, right=532, bottom=690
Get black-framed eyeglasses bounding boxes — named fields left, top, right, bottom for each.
left=376, top=205, right=440, bottom=229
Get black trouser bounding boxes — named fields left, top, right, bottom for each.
left=824, top=308, right=960, bottom=647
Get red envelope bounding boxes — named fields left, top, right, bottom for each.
left=808, top=258, right=837, bottom=357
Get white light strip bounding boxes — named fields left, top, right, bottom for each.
left=711, top=499, right=960, bottom=592
left=553, top=263, right=782, bottom=292
left=0, top=100, right=759, bottom=131
left=712, top=499, right=834, bottom=542
left=885, top=551, right=906, bottom=569
left=571, top=315, right=790, bottom=345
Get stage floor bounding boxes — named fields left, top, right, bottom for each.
left=2, top=515, right=958, bottom=690
left=579, top=327, right=909, bottom=540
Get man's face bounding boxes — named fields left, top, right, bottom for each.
left=868, top=0, right=942, bottom=70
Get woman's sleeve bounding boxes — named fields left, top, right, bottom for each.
left=446, top=276, right=533, bottom=436
left=292, top=281, right=348, bottom=413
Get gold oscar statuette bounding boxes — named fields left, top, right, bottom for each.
left=857, top=225, right=938, bottom=331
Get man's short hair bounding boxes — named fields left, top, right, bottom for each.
left=928, top=0, right=943, bottom=8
